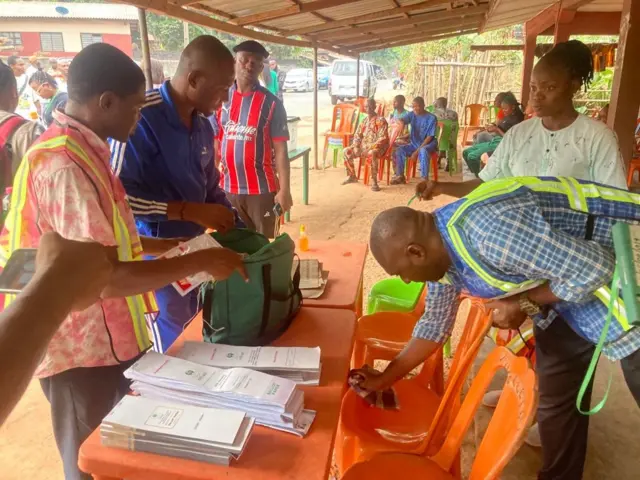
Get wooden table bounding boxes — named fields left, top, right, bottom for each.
left=298, top=240, right=368, bottom=316
left=78, top=307, right=357, bottom=480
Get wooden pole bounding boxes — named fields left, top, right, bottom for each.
left=608, top=0, right=640, bottom=168
left=423, top=64, right=427, bottom=99
left=183, top=21, right=189, bottom=48
left=356, top=54, right=361, bottom=100
left=137, top=8, right=153, bottom=90
left=521, top=29, right=537, bottom=107
left=313, top=47, right=319, bottom=171
left=447, top=64, right=455, bottom=104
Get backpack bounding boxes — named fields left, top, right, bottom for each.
left=200, top=229, right=302, bottom=346
left=0, top=114, right=27, bottom=197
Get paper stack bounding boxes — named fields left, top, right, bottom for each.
left=100, top=395, right=254, bottom=466
left=176, top=342, right=322, bottom=386
left=296, top=258, right=329, bottom=299
left=125, top=351, right=316, bottom=437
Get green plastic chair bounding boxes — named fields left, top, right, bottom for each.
left=437, top=120, right=459, bottom=174
left=367, top=278, right=425, bottom=315
left=426, top=105, right=435, bottom=113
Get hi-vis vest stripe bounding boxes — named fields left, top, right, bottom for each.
left=447, top=177, right=639, bottom=333
left=0, top=134, right=156, bottom=351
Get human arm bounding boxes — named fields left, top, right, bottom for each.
left=370, top=118, right=389, bottom=151
left=358, top=282, right=460, bottom=391
left=415, top=178, right=483, bottom=200
left=140, top=236, right=182, bottom=256
left=589, top=126, right=627, bottom=189
left=103, top=246, right=247, bottom=298
left=479, top=205, right=616, bottom=327
left=271, top=101, right=293, bottom=212
left=0, top=233, right=113, bottom=426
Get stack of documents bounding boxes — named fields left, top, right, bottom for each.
left=296, top=258, right=329, bottom=299
left=176, top=342, right=322, bottom=386
left=100, top=395, right=254, bottom=466
left=125, top=352, right=316, bottom=437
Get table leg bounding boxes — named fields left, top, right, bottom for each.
left=303, top=152, right=309, bottom=205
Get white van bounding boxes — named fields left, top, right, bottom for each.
left=328, top=60, right=378, bottom=105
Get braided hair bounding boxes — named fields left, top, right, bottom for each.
left=29, top=69, right=58, bottom=88
left=538, top=40, right=595, bottom=91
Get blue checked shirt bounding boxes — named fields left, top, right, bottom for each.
left=414, top=181, right=640, bottom=361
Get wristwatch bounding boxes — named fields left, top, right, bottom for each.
left=518, top=295, right=542, bottom=316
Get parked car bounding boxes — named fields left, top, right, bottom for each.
left=317, top=67, right=330, bottom=89
left=283, top=68, right=313, bottom=92
left=328, top=60, right=378, bottom=105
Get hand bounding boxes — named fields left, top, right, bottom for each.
left=183, top=203, right=235, bottom=233
left=415, top=179, right=439, bottom=201
left=36, top=232, right=113, bottom=312
left=486, top=298, right=528, bottom=330
left=199, top=248, right=248, bottom=282
left=274, top=189, right=293, bottom=213
left=355, top=367, right=389, bottom=392
left=409, top=151, right=419, bottom=162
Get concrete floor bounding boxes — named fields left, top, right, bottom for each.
left=2, top=81, right=639, bottom=479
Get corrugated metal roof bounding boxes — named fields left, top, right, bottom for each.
left=0, top=2, right=138, bottom=21
left=115, top=0, right=623, bottom=55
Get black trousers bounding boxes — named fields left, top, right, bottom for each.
left=226, top=192, right=277, bottom=239
left=39, top=358, right=139, bottom=480
left=535, top=318, right=640, bottom=480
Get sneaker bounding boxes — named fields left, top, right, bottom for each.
left=524, top=423, right=541, bottom=448
left=341, top=176, right=357, bottom=185
left=390, top=175, right=406, bottom=185
left=482, top=390, right=502, bottom=408
left=371, top=183, right=381, bottom=192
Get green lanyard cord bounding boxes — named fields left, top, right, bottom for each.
left=576, top=265, right=619, bottom=415
left=407, top=194, right=418, bottom=206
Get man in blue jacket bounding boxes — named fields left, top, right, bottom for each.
left=110, top=35, right=244, bottom=352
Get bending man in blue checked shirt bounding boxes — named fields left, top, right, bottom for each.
left=358, top=177, right=640, bottom=480
left=110, top=36, right=245, bottom=353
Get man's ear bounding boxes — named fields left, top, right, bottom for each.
left=98, top=91, right=114, bottom=111
left=187, top=70, right=201, bottom=89
left=407, top=243, right=426, bottom=260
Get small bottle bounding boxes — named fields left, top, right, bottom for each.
left=2, top=187, right=12, bottom=215
left=298, top=224, right=309, bottom=252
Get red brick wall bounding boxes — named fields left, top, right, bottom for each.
left=102, top=33, right=133, bottom=56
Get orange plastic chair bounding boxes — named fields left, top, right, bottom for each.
left=359, top=123, right=402, bottom=186
left=376, top=103, right=386, bottom=117
left=462, top=104, right=488, bottom=146
left=406, top=150, right=438, bottom=182
left=628, top=158, right=640, bottom=187
left=323, top=104, right=359, bottom=164
left=354, top=96, right=368, bottom=111
left=336, top=298, right=493, bottom=476
left=342, top=347, right=537, bottom=480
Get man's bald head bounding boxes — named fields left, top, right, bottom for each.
left=172, top=35, right=235, bottom=115
left=176, top=35, right=233, bottom=76
left=370, top=207, right=450, bottom=283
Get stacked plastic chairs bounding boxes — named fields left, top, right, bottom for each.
left=341, top=346, right=537, bottom=480
left=323, top=104, right=359, bottom=168
left=462, top=104, right=488, bottom=146
left=336, top=298, right=494, bottom=476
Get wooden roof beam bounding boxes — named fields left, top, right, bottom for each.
left=313, top=5, right=488, bottom=41
left=346, top=18, right=480, bottom=48
left=355, top=28, right=479, bottom=53
left=232, top=0, right=353, bottom=26
left=289, top=0, right=453, bottom=36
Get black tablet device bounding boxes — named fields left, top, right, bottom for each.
left=0, top=248, right=37, bottom=294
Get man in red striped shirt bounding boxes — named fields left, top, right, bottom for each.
left=218, top=40, right=292, bottom=238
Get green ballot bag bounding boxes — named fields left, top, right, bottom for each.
left=200, top=229, right=302, bottom=346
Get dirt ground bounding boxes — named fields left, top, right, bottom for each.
left=2, top=84, right=639, bottom=479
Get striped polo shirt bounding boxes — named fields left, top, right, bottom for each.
left=218, top=83, right=289, bottom=195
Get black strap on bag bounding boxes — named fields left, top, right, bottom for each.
left=256, top=258, right=303, bottom=345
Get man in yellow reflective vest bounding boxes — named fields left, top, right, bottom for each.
left=0, top=44, right=245, bottom=480
left=360, top=177, right=640, bottom=480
